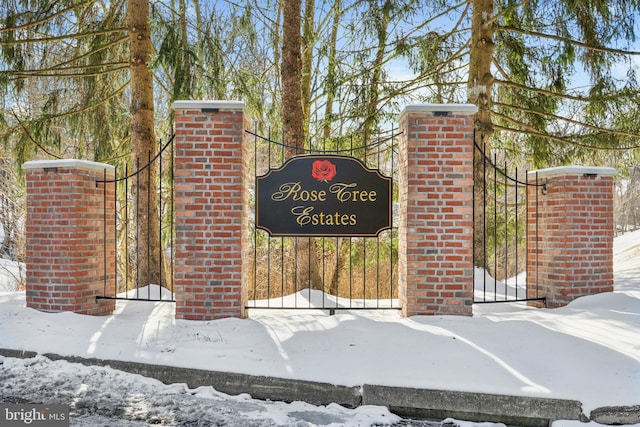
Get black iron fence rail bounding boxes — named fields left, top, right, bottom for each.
left=473, top=140, right=546, bottom=305
left=95, top=135, right=176, bottom=302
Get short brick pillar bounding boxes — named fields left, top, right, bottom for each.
left=397, top=104, right=477, bottom=316
left=22, top=160, right=116, bottom=315
left=527, top=166, right=616, bottom=308
left=172, top=100, right=251, bottom=320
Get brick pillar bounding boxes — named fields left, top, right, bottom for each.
left=397, top=104, right=477, bottom=316
left=172, top=100, right=250, bottom=320
left=22, top=160, right=116, bottom=315
left=527, top=166, right=616, bottom=308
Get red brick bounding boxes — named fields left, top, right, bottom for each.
left=25, top=164, right=116, bottom=315
left=173, top=103, right=250, bottom=320
left=527, top=172, right=614, bottom=307
left=397, top=107, right=475, bottom=317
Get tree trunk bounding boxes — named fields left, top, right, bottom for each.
left=282, top=0, right=323, bottom=291
left=128, top=0, right=167, bottom=289
left=468, top=0, right=496, bottom=268
left=322, top=0, right=341, bottom=140
left=175, top=0, right=191, bottom=100
left=301, top=0, right=315, bottom=139
left=282, top=0, right=304, bottom=150
left=362, top=0, right=392, bottom=143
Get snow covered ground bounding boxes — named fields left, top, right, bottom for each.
left=0, top=229, right=639, bottom=426
left=1, top=355, right=407, bottom=426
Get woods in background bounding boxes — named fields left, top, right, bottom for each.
left=1, top=0, right=639, bottom=285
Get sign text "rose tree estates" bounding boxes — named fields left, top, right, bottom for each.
left=256, top=155, right=392, bottom=237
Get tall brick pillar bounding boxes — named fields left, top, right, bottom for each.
left=527, top=166, right=616, bottom=308
left=172, top=100, right=250, bottom=320
left=397, top=104, right=477, bottom=316
left=22, top=160, right=116, bottom=315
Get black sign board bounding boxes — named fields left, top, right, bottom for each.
left=256, top=155, right=392, bottom=237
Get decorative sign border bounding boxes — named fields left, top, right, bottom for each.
left=256, top=154, right=392, bottom=237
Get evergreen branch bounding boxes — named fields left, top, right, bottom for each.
left=39, top=35, right=130, bottom=71
left=39, top=80, right=130, bottom=122
left=494, top=78, right=626, bottom=102
left=4, top=64, right=129, bottom=79
left=0, top=0, right=97, bottom=34
left=96, top=139, right=131, bottom=164
left=493, top=111, right=640, bottom=150
left=11, top=111, right=62, bottom=159
left=499, top=25, right=640, bottom=56
left=0, top=35, right=129, bottom=79
left=388, top=0, right=470, bottom=41
left=494, top=101, right=640, bottom=140
left=335, top=31, right=469, bottom=95
left=0, top=28, right=128, bottom=45
left=490, top=0, right=531, bottom=26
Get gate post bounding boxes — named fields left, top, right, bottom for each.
left=172, top=100, right=251, bottom=320
left=527, top=166, right=616, bottom=308
left=397, top=104, right=477, bottom=316
left=22, top=160, right=116, bottom=315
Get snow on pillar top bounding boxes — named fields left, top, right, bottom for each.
left=22, top=159, right=115, bottom=174
left=172, top=100, right=246, bottom=112
left=397, top=104, right=478, bottom=122
left=527, top=166, right=617, bottom=179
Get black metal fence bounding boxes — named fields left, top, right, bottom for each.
left=96, top=135, right=176, bottom=302
left=94, top=130, right=544, bottom=308
left=248, top=128, right=399, bottom=312
left=473, top=141, right=546, bottom=304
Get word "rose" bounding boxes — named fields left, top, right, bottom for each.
left=311, top=160, right=337, bottom=182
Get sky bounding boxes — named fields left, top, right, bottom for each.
left=0, top=228, right=639, bottom=425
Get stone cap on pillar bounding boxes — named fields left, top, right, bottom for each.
left=172, top=100, right=246, bottom=112
left=398, top=104, right=478, bottom=122
left=527, top=166, right=617, bottom=179
left=22, top=159, right=115, bottom=174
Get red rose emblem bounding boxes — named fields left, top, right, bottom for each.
left=311, top=160, right=337, bottom=182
